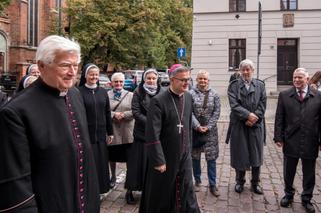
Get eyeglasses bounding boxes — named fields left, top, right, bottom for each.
left=173, top=77, right=191, bottom=83
left=54, top=62, right=79, bottom=71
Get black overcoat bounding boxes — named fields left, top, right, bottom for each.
left=139, top=89, right=200, bottom=213
left=0, top=79, right=99, bottom=213
left=274, top=86, right=321, bottom=159
left=131, top=84, right=164, bottom=141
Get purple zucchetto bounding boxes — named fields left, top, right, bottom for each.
left=168, top=64, right=183, bottom=77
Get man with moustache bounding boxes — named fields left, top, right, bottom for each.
left=139, top=64, right=200, bottom=213
left=275, top=68, right=321, bottom=213
left=0, top=35, right=99, bottom=213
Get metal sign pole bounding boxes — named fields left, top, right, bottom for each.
left=257, top=1, right=262, bottom=79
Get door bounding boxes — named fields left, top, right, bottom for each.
left=277, top=39, right=298, bottom=85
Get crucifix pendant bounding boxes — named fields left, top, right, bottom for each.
left=177, top=123, right=183, bottom=134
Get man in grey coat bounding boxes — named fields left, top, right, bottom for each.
left=227, top=59, right=266, bottom=195
left=274, top=68, right=321, bottom=213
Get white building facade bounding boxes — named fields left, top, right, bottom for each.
left=191, top=0, right=321, bottom=95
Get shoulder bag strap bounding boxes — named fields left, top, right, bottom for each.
left=112, top=91, right=129, bottom=111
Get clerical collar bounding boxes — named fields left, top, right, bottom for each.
left=169, top=88, right=184, bottom=97
left=59, top=91, right=67, bottom=97
left=85, top=83, right=97, bottom=89
left=37, top=78, right=69, bottom=97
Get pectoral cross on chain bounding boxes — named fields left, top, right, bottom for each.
left=170, top=91, right=185, bottom=135
left=177, top=122, right=183, bottom=134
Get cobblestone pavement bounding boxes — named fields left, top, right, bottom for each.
left=100, top=97, right=321, bottom=213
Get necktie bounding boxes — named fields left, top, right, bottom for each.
left=298, top=90, right=304, bottom=102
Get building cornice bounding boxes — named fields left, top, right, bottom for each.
left=194, top=9, right=321, bottom=15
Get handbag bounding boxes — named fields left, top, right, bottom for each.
left=192, top=91, right=210, bottom=148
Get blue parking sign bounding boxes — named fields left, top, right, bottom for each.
left=177, top=48, right=186, bottom=58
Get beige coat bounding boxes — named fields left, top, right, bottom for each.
left=108, top=90, right=134, bottom=146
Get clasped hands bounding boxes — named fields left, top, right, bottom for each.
left=196, top=126, right=208, bottom=133
left=245, top=112, right=259, bottom=127
left=113, top=112, right=124, bottom=121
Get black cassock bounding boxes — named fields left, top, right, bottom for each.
left=79, top=85, right=113, bottom=194
left=0, top=79, right=99, bottom=213
left=139, top=89, right=200, bottom=213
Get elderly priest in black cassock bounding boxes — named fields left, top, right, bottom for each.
left=0, top=35, right=99, bottom=213
left=139, top=64, right=200, bottom=213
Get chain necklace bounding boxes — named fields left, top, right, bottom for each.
left=170, top=92, right=185, bottom=134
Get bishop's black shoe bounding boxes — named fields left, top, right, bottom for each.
left=280, top=196, right=293, bottom=208
left=234, top=184, right=244, bottom=193
left=302, top=201, right=315, bottom=213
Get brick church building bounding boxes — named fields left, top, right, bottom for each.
left=0, top=0, right=62, bottom=79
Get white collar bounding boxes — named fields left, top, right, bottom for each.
left=59, top=91, right=68, bottom=97
left=85, top=83, right=97, bottom=89
left=296, top=85, right=308, bottom=93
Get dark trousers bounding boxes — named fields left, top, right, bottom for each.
left=235, top=167, right=260, bottom=185
left=283, top=156, right=316, bottom=202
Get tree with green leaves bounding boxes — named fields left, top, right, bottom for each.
left=63, top=0, right=192, bottom=69
left=0, top=0, right=10, bottom=16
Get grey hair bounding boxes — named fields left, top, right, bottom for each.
left=293, top=67, right=309, bottom=77
left=169, top=66, right=190, bottom=78
left=36, top=35, right=81, bottom=65
left=111, top=72, right=125, bottom=81
left=239, top=59, right=255, bottom=71
left=196, top=69, right=209, bottom=79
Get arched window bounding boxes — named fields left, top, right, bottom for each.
left=0, top=33, right=7, bottom=73
left=28, top=0, right=38, bottom=46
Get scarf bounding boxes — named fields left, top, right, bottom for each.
left=113, top=89, right=122, bottom=100
left=143, top=83, right=158, bottom=96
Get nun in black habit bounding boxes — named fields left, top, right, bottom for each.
left=125, top=69, right=164, bottom=204
left=16, top=64, right=40, bottom=92
left=78, top=63, right=114, bottom=197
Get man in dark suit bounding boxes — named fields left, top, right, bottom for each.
left=274, top=68, right=321, bottom=213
